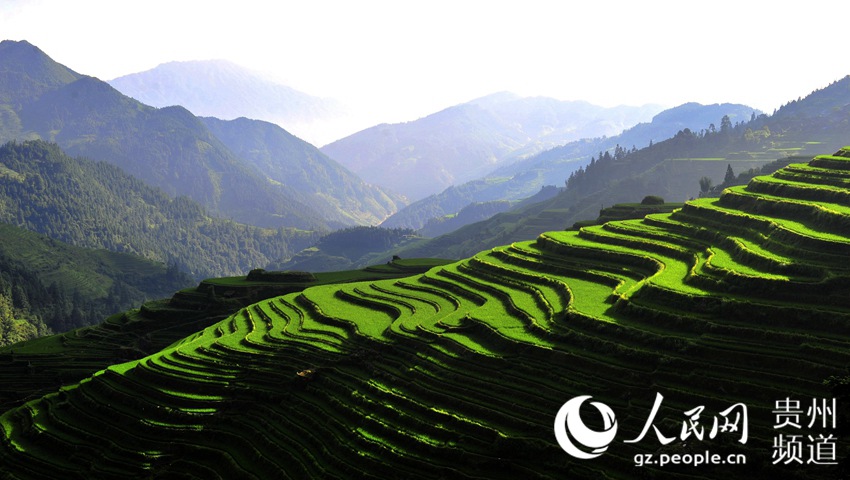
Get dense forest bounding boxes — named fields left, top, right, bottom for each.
left=0, top=220, right=197, bottom=341
left=0, top=261, right=50, bottom=346
left=0, top=140, right=320, bottom=279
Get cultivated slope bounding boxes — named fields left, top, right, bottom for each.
left=3, top=148, right=850, bottom=478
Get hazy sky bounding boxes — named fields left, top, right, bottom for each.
left=2, top=0, right=848, bottom=125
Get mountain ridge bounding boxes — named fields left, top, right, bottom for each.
left=108, top=59, right=348, bottom=145
left=382, top=102, right=759, bottom=231
left=321, top=93, right=663, bottom=201
left=378, top=77, right=850, bottom=263
left=0, top=39, right=398, bottom=231
left=200, top=116, right=406, bottom=226
left=0, top=139, right=318, bottom=279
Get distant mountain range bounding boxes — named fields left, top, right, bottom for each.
left=0, top=40, right=401, bottom=231
left=382, top=102, right=759, bottom=232
left=321, top=93, right=663, bottom=201
left=383, top=76, right=850, bottom=262
left=108, top=60, right=348, bottom=145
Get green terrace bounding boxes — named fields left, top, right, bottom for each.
left=3, top=148, right=850, bottom=478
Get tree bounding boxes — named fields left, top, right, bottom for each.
left=720, top=115, right=733, bottom=134
left=698, top=176, right=713, bottom=195
left=724, top=164, right=735, bottom=185
left=640, top=195, right=664, bottom=205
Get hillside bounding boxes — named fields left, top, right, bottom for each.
left=493, top=101, right=761, bottom=182
left=268, top=226, right=425, bottom=273
left=382, top=102, right=758, bottom=231
left=0, top=140, right=317, bottom=279
left=0, top=221, right=192, bottom=339
left=1, top=145, right=849, bottom=478
left=385, top=78, right=850, bottom=261
left=108, top=60, right=346, bottom=145
left=200, top=117, right=405, bottom=226
left=0, top=40, right=395, bottom=231
left=0, top=257, right=453, bottom=413
left=322, top=93, right=662, bottom=201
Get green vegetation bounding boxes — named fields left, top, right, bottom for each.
left=2, top=146, right=850, bottom=478
left=201, top=117, right=405, bottom=227
left=0, top=40, right=406, bottom=232
left=0, top=257, right=453, bottom=413
left=640, top=195, right=665, bottom=205
left=269, top=226, right=424, bottom=272
left=0, top=41, right=323, bottom=230
left=0, top=140, right=319, bottom=278
left=573, top=201, right=684, bottom=228
left=0, top=222, right=193, bottom=336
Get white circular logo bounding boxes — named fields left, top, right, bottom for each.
left=554, top=395, right=618, bottom=459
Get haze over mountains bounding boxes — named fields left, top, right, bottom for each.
left=108, top=60, right=350, bottom=145
left=0, top=40, right=401, bottom=231
left=3, top=37, right=849, bottom=280
left=381, top=76, right=850, bottom=264
left=322, top=94, right=663, bottom=201
left=200, top=116, right=403, bottom=226
left=381, top=102, right=759, bottom=232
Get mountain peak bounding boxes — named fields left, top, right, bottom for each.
left=0, top=39, right=81, bottom=103
left=108, top=60, right=345, bottom=144
left=650, top=102, right=758, bottom=125
left=466, top=91, right=522, bottom=107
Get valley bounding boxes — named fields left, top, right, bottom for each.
left=0, top=29, right=848, bottom=480
left=2, top=147, right=849, bottom=478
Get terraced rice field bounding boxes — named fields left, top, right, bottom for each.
left=3, top=149, right=850, bottom=478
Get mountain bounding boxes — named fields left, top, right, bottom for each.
left=0, top=221, right=193, bottom=340
left=387, top=77, right=850, bottom=262
left=200, top=117, right=405, bottom=226
left=321, top=93, right=662, bottom=201
left=0, top=40, right=81, bottom=106
left=382, top=102, right=759, bottom=231
left=2, top=144, right=850, bottom=478
left=490, top=102, right=761, bottom=182
left=0, top=140, right=318, bottom=279
left=108, top=60, right=348, bottom=145
left=0, top=40, right=392, bottom=231
left=267, top=226, right=425, bottom=272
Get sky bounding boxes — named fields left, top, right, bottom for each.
left=2, top=0, right=848, bottom=131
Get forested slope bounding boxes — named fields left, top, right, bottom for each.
left=0, top=140, right=318, bottom=279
